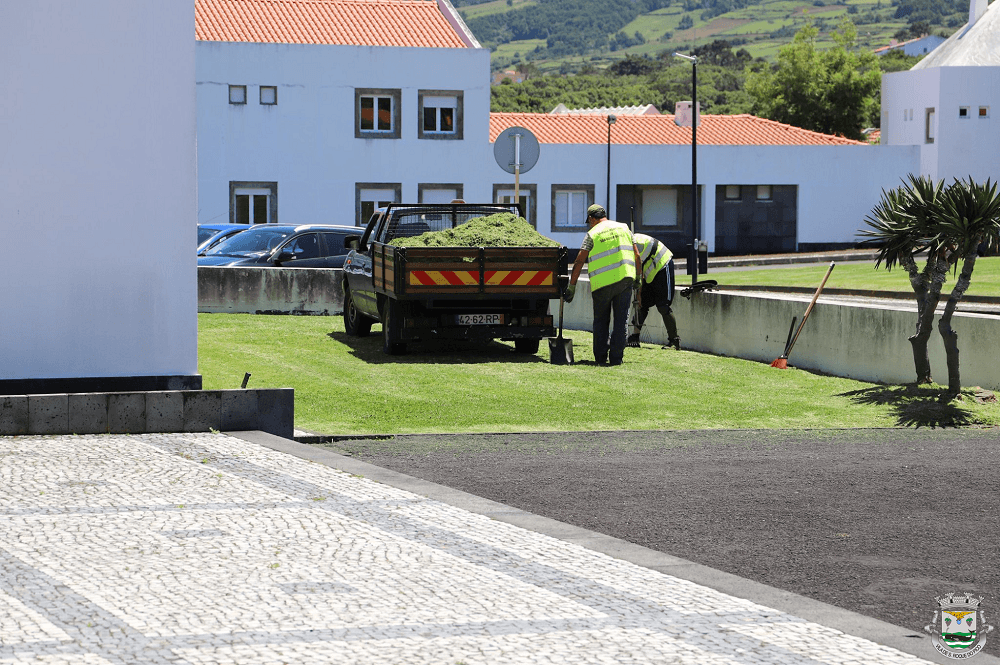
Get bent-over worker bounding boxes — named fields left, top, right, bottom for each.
left=564, top=204, right=641, bottom=366
left=630, top=233, right=680, bottom=350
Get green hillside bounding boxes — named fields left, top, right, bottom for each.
left=457, top=0, right=976, bottom=74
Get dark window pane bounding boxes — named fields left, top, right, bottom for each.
left=253, top=195, right=269, bottom=224
left=360, top=97, right=374, bottom=130
left=424, top=107, right=437, bottom=132
left=361, top=201, right=374, bottom=226
left=236, top=195, right=249, bottom=224
left=440, top=108, right=454, bottom=132
left=321, top=233, right=343, bottom=254
left=378, top=97, right=392, bottom=130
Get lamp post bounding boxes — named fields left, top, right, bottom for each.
left=673, top=51, right=699, bottom=285
left=606, top=114, right=616, bottom=211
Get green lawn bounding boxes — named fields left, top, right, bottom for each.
left=711, top=257, right=1000, bottom=297
left=199, top=314, right=1000, bottom=435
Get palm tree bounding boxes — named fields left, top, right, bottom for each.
left=859, top=175, right=1000, bottom=394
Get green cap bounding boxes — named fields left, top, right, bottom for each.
left=586, top=204, right=606, bottom=220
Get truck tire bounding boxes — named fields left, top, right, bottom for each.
left=514, top=338, right=540, bottom=354
left=343, top=287, right=373, bottom=337
left=381, top=299, right=407, bottom=355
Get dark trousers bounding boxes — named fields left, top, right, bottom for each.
left=637, top=260, right=679, bottom=340
left=592, top=277, right=633, bottom=364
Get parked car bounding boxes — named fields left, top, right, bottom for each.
left=197, top=223, right=250, bottom=254
left=198, top=224, right=360, bottom=268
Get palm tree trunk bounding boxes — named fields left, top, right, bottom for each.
left=939, top=253, right=977, bottom=395
left=908, top=254, right=947, bottom=384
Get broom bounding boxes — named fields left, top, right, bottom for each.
left=771, top=261, right=835, bottom=369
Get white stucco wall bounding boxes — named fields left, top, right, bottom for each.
left=0, top=1, right=198, bottom=381
left=512, top=142, right=919, bottom=251
left=882, top=67, right=1000, bottom=182
left=195, top=42, right=492, bottom=226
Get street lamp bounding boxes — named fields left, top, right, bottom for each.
left=673, top=51, right=699, bottom=285
left=606, top=114, right=616, bottom=211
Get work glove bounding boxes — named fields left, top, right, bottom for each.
left=563, top=283, right=576, bottom=303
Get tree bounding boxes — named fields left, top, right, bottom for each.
left=744, top=19, right=880, bottom=140
left=859, top=176, right=1000, bottom=394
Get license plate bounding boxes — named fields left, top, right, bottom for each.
left=457, top=313, right=503, bottom=325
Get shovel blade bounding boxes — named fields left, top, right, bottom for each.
left=549, top=336, right=574, bottom=365
left=770, top=357, right=788, bottom=369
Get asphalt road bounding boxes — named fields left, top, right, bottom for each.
left=331, top=426, right=1000, bottom=658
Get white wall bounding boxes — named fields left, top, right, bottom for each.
left=882, top=67, right=1000, bottom=183
left=513, top=142, right=919, bottom=251
left=196, top=42, right=492, bottom=226
left=0, top=1, right=198, bottom=381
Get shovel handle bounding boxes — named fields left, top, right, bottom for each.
left=786, top=261, right=835, bottom=357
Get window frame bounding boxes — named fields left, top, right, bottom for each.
left=418, top=183, right=464, bottom=204
left=724, top=185, right=741, bottom=200
left=417, top=89, right=464, bottom=141
left=229, top=85, right=247, bottom=105
left=355, top=88, right=401, bottom=139
left=493, top=183, right=537, bottom=228
left=959, top=106, right=970, bottom=119
left=926, top=108, right=936, bottom=144
left=260, top=86, right=277, bottom=105
left=550, top=184, right=594, bottom=232
left=229, top=181, right=278, bottom=224
left=355, top=182, right=402, bottom=227
left=980, top=106, right=990, bottom=119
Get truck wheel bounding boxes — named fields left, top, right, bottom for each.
left=381, top=300, right=407, bottom=355
left=514, top=339, right=540, bottom=354
left=344, top=288, right=372, bottom=337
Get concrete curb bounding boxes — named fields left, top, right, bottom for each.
left=229, top=430, right=994, bottom=665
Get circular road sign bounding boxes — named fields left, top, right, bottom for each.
left=493, top=126, right=540, bottom=174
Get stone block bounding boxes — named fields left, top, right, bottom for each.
left=28, top=394, right=68, bottom=435
left=183, top=391, right=221, bottom=432
left=0, top=396, right=29, bottom=435
left=109, top=393, right=146, bottom=434
left=146, top=392, right=184, bottom=433
left=68, top=393, right=108, bottom=434
left=221, top=390, right=258, bottom=431
left=256, top=389, right=294, bottom=439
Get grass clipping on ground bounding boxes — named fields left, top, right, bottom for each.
left=388, top=212, right=560, bottom=248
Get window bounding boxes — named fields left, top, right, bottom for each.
left=757, top=185, right=772, bottom=201
left=356, top=89, right=400, bottom=139
left=418, top=90, right=463, bottom=140
left=551, top=185, right=594, bottom=230
left=494, top=184, right=537, bottom=228
left=980, top=106, right=990, bottom=118
left=260, top=86, right=277, bottom=105
left=960, top=106, right=969, bottom=119
left=356, top=183, right=401, bottom=226
left=725, top=185, right=741, bottom=200
left=281, top=233, right=321, bottom=260
left=229, top=85, right=246, bottom=105
left=230, top=182, right=277, bottom=224
left=640, top=187, right=678, bottom=226
left=418, top=184, right=463, bottom=204
left=926, top=108, right=936, bottom=144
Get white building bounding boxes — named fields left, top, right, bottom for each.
left=195, top=0, right=920, bottom=256
left=1, top=1, right=198, bottom=391
left=881, top=0, right=1000, bottom=183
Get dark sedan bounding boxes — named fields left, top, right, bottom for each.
left=197, top=224, right=360, bottom=268
left=197, top=223, right=250, bottom=254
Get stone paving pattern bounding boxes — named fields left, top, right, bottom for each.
left=0, top=433, right=938, bottom=664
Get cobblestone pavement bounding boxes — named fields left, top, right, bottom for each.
left=1, top=433, right=942, bottom=665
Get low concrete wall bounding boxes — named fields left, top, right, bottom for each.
left=556, top=279, right=1000, bottom=390
left=199, top=266, right=344, bottom=315
left=0, top=389, right=294, bottom=439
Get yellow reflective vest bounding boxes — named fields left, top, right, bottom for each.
left=586, top=220, right=637, bottom=290
left=634, top=233, right=673, bottom=283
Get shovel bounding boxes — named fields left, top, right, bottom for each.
left=771, top=261, right=835, bottom=369
left=549, top=280, right=574, bottom=365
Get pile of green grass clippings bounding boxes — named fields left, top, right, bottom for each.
left=389, top=212, right=560, bottom=248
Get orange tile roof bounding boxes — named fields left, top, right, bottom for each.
left=196, top=0, right=469, bottom=48
left=490, top=113, right=866, bottom=146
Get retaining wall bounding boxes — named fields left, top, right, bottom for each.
left=199, top=266, right=343, bottom=315
left=557, top=280, right=1000, bottom=391
left=0, top=389, right=294, bottom=439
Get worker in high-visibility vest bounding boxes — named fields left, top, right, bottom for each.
left=630, top=233, right=680, bottom=350
left=564, top=204, right=641, bottom=366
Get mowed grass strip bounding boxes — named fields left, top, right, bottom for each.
left=199, top=314, right=1000, bottom=435
left=712, top=257, right=1000, bottom=297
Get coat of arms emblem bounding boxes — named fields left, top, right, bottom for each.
left=924, top=592, right=994, bottom=658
